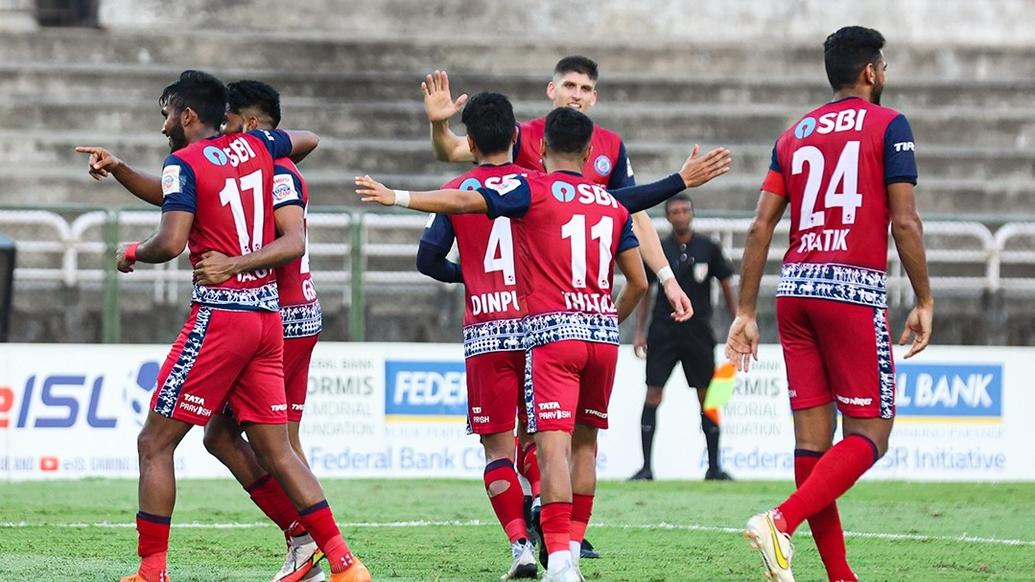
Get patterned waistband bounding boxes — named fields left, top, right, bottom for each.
left=192, top=281, right=280, bottom=312
left=282, top=301, right=322, bottom=339
left=777, top=263, right=887, bottom=309
left=463, top=318, right=525, bottom=358
left=523, top=311, right=620, bottom=349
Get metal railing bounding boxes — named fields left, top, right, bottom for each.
left=0, top=207, right=1027, bottom=342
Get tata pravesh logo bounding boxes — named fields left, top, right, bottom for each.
left=384, top=360, right=467, bottom=420
left=895, top=363, right=1003, bottom=420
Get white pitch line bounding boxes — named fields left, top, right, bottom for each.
left=1, top=520, right=1032, bottom=547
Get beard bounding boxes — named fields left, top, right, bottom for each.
left=871, top=83, right=884, bottom=106
left=165, top=123, right=188, bottom=152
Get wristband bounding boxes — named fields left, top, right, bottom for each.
left=393, top=190, right=411, bottom=208
left=125, top=242, right=140, bottom=263
left=657, top=265, right=675, bottom=284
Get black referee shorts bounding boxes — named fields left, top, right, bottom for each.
left=645, top=321, right=716, bottom=389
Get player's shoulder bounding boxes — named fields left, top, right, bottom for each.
left=274, top=157, right=302, bottom=178
left=520, top=117, right=546, bottom=132
left=591, top=123, right=624, bottom=144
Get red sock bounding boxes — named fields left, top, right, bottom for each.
left=245, top=474, right=306, bottom=534
left=298, top=501, right=355, bottom=573
left=540, top=502, right=572, bottom=555
left=778, top=435, right=879, bottom=534
left=569, top=494, right=593, bottom=543
left=796, top=451, right=856, bottom=581
left=136, top=512, right=170, bottom=581
left=519, top=443, right=542, bottom=497
left=484, top=459, right=529, bottom=543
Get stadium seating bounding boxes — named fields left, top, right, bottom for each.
left=0, top=26, right=1033, bottom=343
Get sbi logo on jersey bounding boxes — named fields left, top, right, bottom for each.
left=459, top=178, right=482, bottom=191
left=460, top=174, right=525, bottom=194
left=895, top=363, right=1003, bottom=419
left=552, top=180, right=618, bottom=208
left=593, top=155, right=612, bottom=176
left=203, top=146, right=229, bottom=166
left=384, top=360, right=467, bottom=418
left=794, top=117, right=817, bottom=139
left=794, top=109, right=868, bottom=139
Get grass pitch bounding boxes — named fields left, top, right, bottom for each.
left=1, top=479, right=1033, bottom=581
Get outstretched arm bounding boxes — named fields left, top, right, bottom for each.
left=889, top=182, right=933, bottom=358
left=632, top=212, right=693, bottom=322
left=355, top=175, right=487, bottom=214
left=422, top=70, right=475, bottom=163
left=725, top=191, right=786, bottom=371
left=610, top=145, right=732, bottom=214
left=75, top=146, right=164, bottom=206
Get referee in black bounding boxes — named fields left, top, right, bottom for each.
left=630, top=194, right=737, bottom=481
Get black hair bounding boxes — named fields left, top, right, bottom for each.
left=226, top=80, right=282, bottom=128
left=460, top=92, right=516, bottom=155
left=554, top=55, right=599, bottom=81
left=159, top=70, right=228, bottom=128
left=544, top=107, right=594, bottom=156
left=823, top=26, right=886, bottom=91
left=664, top=193, right=693, bottom=213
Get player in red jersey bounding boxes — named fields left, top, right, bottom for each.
left=78, top=79, right=335, bottom=582
left=417, top=92, right=725, bottom=578
left=90, top=71, right=369, bottom=582
left=359, top=107, right=699, bottom=582
left=423, top=58, right=731, bottom=558
left=725, top=28, right=933, bottom=582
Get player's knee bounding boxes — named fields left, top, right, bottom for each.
left=201, top=428, right=233, bottom=459
left=136, top=429, right=171, bottom=462
left=645, top=387, right=663, bottom=407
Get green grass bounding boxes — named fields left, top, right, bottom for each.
left=1, top=479, right=1033, bottom=581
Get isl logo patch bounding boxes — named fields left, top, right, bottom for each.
left=593, top=155, right=612, bottom=176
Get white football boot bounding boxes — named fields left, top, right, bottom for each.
left=745, top=512, right=795, bottom=581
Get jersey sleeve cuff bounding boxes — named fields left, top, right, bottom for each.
left=273, top=199, right=306, bottom=210
left=885, top=176, right=918, bottom=186
left=161, top=204, right=196, bottom=214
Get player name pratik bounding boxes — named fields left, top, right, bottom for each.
left=797, top=228, right=850, bottom=252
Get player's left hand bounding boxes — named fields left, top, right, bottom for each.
left=193, top=251, right=236, bottom=286
left=662, top=278, right=694, bottom=322
left=725, top=314, right=759, bottom=372
left=679, top=144, right=732, bottom=188
left=115, top=244, right=135, bottom=273
left=899, top=302, right=933, bottom=359
left=355, top=175, right=396, bottom=206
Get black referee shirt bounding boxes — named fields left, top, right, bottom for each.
left=647, top=233, right=733, bottom=325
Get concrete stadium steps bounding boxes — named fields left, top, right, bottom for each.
left=3, top=29, right=1034, bottom=80
left=7, top=133, right=1035, bottom=187
left=4, top=100, right=1035, bottom=149
left=5, top=164, right=1033, bottom=217
left=5, top=64, right=1035, bottom=110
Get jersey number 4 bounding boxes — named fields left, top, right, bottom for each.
left=484, top=217, right=517, bottom=285
left=792, top=141, right=863, bottom=230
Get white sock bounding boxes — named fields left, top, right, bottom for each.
left=569, top=540, right=581, bottom=566
left=547, top=550, right=572, bottom=574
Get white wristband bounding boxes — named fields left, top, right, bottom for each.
left=657, top=265, right=675, bottom=285
left=393, top=190, right=411, bottom=208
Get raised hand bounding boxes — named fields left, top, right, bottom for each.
left=679, top=145, right=732, bottom=188
left=421, top=70, right=469, bottom=123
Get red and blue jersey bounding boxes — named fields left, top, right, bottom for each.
left=161, top=129, right=292, bottom=312
left=479, top=171, right=639, bottom=349
left=514, top=117, right=634, bottom=189
left=421, top=163, right=533, bottom=357
left=762, top=97, right=918, bottom=309
left=271, top=158, right=321, bottom=338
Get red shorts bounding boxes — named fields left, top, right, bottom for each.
left=284, top=334, right=319, bottom=422
left=524, top=340, right=618, bottom=433
left=777, top=297, right=895, bottom=419
left=465, top=350, right=524, bottom=435
left=151, top=305, right=287, bottom=426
